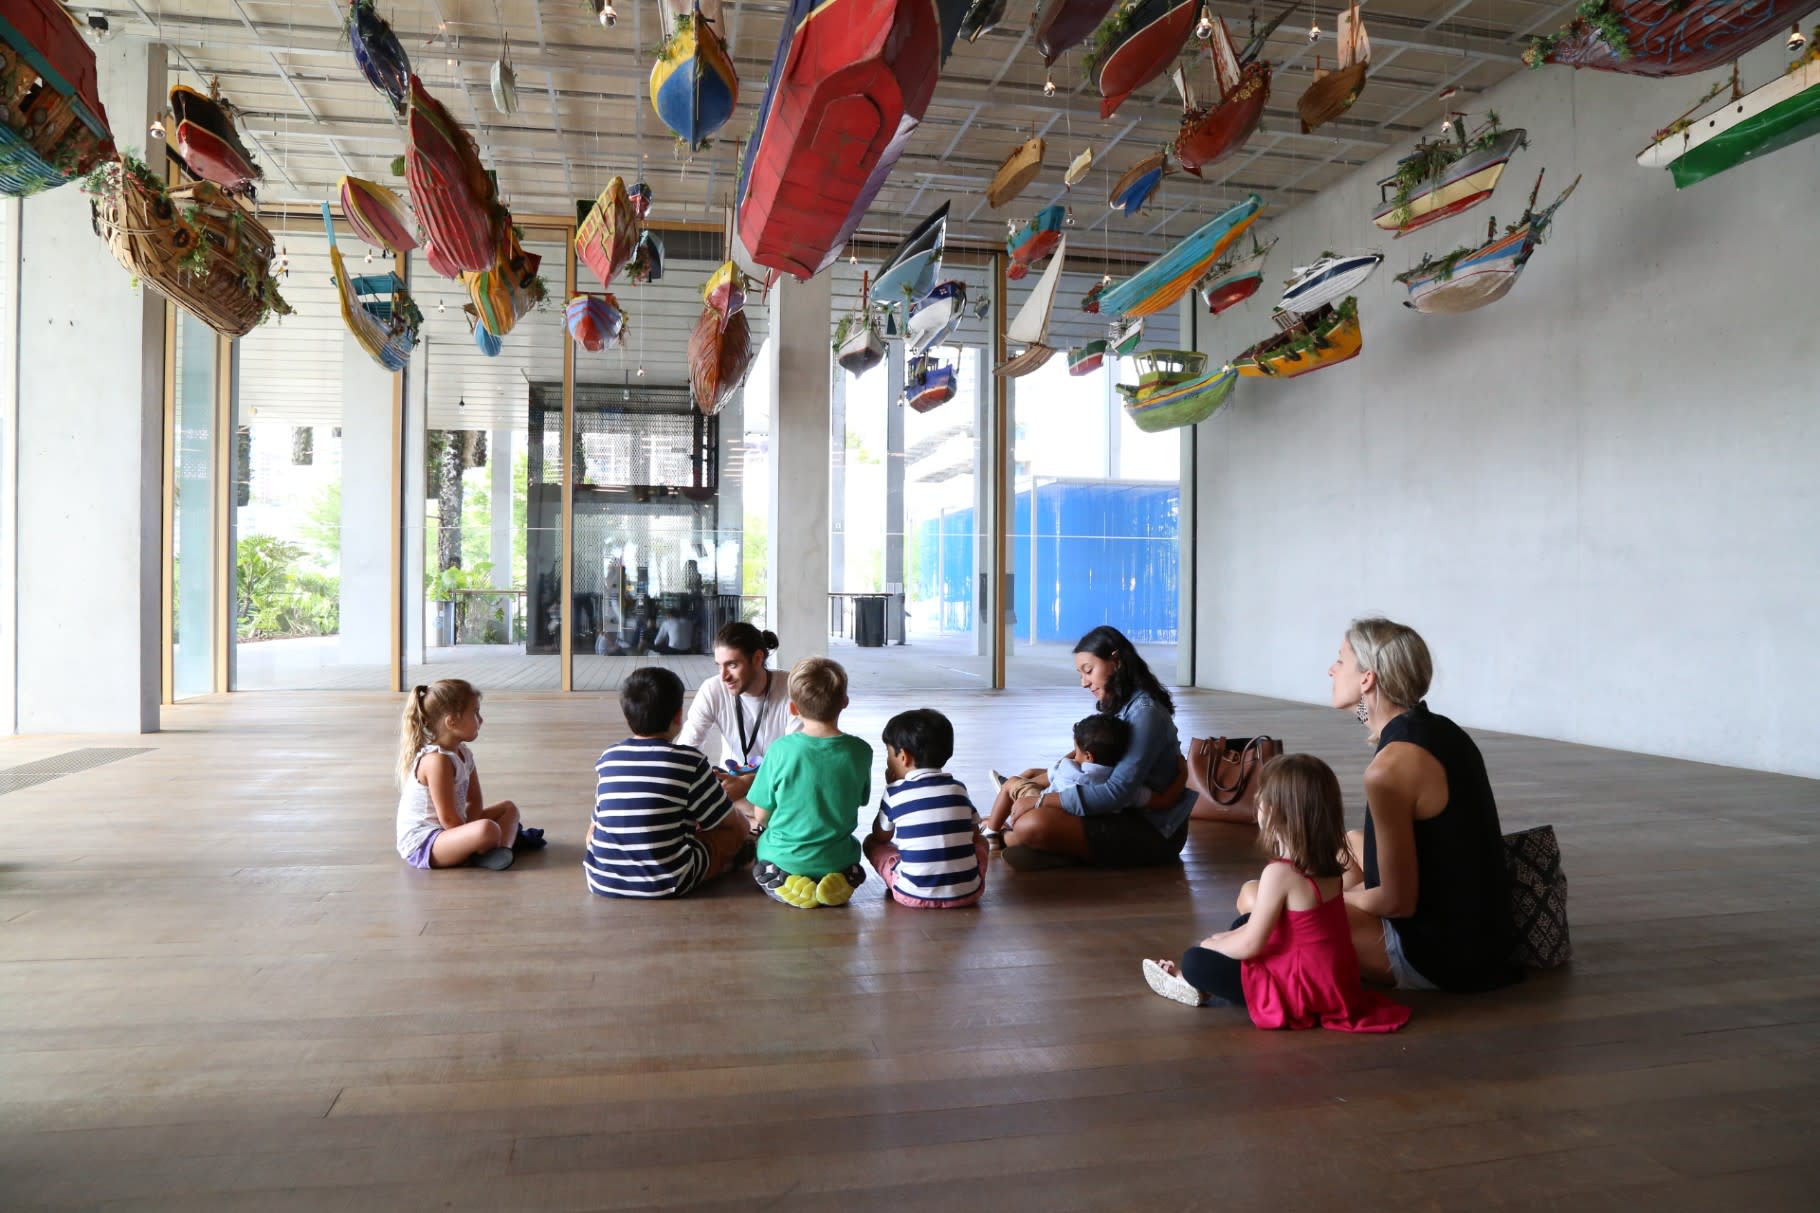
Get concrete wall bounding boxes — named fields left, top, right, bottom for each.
left=1191, top=42, right=1820, bottom=778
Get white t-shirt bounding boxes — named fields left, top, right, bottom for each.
left=676, top=669, right=800, bottom=768
left=654, top=616, right=694, bottom=649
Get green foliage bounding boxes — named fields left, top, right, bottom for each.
left=742, top=514, right=767, bottom=598
left=1524, top=0, right=1651, bottom=68
left=1240, top=297, right=1358, bottom=372
left=1385, top=115, right=1519, bottom=226
left=430, top=560, right=496, bottom=602
left=299, top=480, right=342, bottom=568
left=1082, top=0, right=1143, bottom=79
left=235, top=535, right=340, bottom=640
left=655, top=11, right=695, bottom=62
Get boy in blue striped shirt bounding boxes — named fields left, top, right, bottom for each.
left=585, top=667, right=753, bottom=899
left=863, top=709, right=988, bottom=908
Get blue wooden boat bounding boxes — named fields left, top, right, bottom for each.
left=1109, top=149, right=1168, bottom=215
left=907, top=280, right=967, bottom=354
left=466, top=305, right=503, bottom=357
left=1006, top=204, right=1066, bottom=281
left=322, top=204, right=420, bottom=371
left=904, top=355, right=957, bottom=412
left=346, top=0, right=411, bottom=115
left=1098, top=194, right=1262, bottom=319
left=651, top=4, right=740, bottom=153
left=873, top=202, right=950, bottom=305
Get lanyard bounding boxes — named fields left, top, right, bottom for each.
left=731, top=668, right=771, bottom=765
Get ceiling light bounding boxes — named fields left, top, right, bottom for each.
left=1195, top=7, right=1214, bottom=40
left=601, top=2, right=617, bottom=28
left=438, top=299, right=447, bottom=313
left=364, top=248, right=374, bottom=265
left=457, top=397, right=466, bottom=408
left=636, top=366, right=646, bottom=377
left=1791, top=23, right=1808, bottom=51
left=1440, top=116, right=1452, bottom=133
left=1043, top=74, right=1056, bottom=97
left=1308, top=19, right=1321, bottom=43
left=149, top=117, right=164, bottom=140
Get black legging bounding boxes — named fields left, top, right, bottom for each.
left=1179, top=914, right=1249, bottom=1005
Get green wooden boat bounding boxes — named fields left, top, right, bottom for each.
left=1636, top=44, right=1820, bottom=188
left=1116, top=349, right=1237, bottom=432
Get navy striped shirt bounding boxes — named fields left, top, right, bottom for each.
left=876, top=768, right=981, bottom=902
left=585, top=737, right=732, bottom=898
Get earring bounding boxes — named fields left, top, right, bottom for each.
left=1355, top=697, right=1370, bottom=725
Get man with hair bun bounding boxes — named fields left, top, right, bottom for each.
left=677, top=621, right=801, bottom=823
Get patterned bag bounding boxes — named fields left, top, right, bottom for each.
left=1503, top=825, right=1571, bottom=969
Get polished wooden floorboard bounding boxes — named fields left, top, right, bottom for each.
left=1, top=687, right=1817, bottom=1210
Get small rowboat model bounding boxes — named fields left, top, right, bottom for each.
left=690, top=304, right=756, bottom=416
left=1034, top=0, right=1118, bottom=63
left=1396, top=172, right=1581, bottom=315
left=321, top=204, right=421, bottom=372
left=1235, top=297, right=1362, bottom=379
left=1174, top=5, right=1290, bottom=177
left=996, top=235, right=1067, bottom=377
left=1198, top=235, right=1277, bottom=314
left=907, top=280, right=967, bottom=354
left=407, top=74, right=506, bottom=277
left=904, top=354, right=958, bottom=412
left=1109, top=149, right=1169, bottom=215
left=960, top=0, right=1010, bottom=42
left=1117, top=349, right=1238, bottom=432
left=873, top=202, right=949, bottom=305
left=988, top=134, right=1045, bottom=209
left=1110, top=318, right=1145, bottom=355
left=1637, top=46, right=1820, bottom=187
left=0, top=0, right=114, bottom=197
left=1524, top=0, right=1820, bottom=77
left=1065, top=146, right=1096, bottom=187
left=1099, top=193, right=1262, bottom=320
left=835, top=313, right=887, bottom=375
left=463, top=225, right=546, bottom=339
left=702, top=260, right=749, bottom=327
left=735, top=0, right=968, bottom=280
left=576, top=177, right=640, bottom=288
left=1006, top=204, right=1065, bottom=281
left=1297, top=0, right=1370, bottom=133
left=566, top=293, right=626, bottom=353
left=650, top=4, right=740, bottom=153
left=170, top=83, right=262, bottom=197
left=1373, top=120, right=1527, bottom=237
left=1278, top=251, right=1380, bottom=314
left=628, top=230, right=665, bottom=285
left=1089, top=0, right=1200, bottom=118
left=1068, top=339, right=1108, bottom=376
left=491, top=38, right=518, bottom=115
left=338, top=176, right=418, bottom=253
left=1082, top=280, right=1107, bottom=313
left=465, top=304, right=503, bottom=357
left=346, top=0, right=412, bottom=115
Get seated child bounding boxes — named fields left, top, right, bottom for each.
left=863, top=709, right=987, bottom=909
left=585, top=667, right=752, bottom=898
left=395, top=679, right=520, bottom=871
left=747, top=657, right=871, bottom=909
left=1140, top=754, right=1410, bottom=1033
left=982, top=714, right=1132, bottom=847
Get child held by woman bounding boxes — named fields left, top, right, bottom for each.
left=982, top=715, right=1131, bottom=848
left=1141, top=754, right=1410, bottom=1033
left=395, top=680, right=521, bottom=871
left=864, top=709, right=986, bottom=908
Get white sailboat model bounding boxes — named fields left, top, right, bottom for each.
left=994, top=235, right=1067, bottom=377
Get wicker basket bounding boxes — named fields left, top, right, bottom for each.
left=0, top=39, right=114, bottom=197
left=91, top=162, right=288, bottom=337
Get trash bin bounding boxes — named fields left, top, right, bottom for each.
left=854, top=595, right=887, bottom=648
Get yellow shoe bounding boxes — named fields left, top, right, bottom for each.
left=773, top=874, right=820, bottom=909
left=814, top=871, right=854, bottom=907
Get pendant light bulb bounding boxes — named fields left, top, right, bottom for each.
left=636, top=365, right=647, bottom=378
left=438, top=299, right=447, bottom=313
left=1790, top=23, right=1808, bottom=51
left=1308, top=19, right=1321, bottom=43
left=1043, top=74, right=1057, bottom=97
left=1440, top=116, right=1452, bottom=134
left=1195, top=6, right=1214, bottom=40
left=601, top=2, right=617, bottom=28
left=149, top=117, right=165, bottom=140
left=1065, top=206, right=1076, bottom=226
left=364, top=248, right=374, bottom=265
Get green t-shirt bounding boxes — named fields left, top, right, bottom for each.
left=748, top=731, right=872, bottom=876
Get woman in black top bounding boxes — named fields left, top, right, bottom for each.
left=1329, top=618, right=1521, bottom=993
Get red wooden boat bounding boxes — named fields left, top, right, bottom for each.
left=0, top=0, right=115, bottom=196
left=1033, top=0, right=1118, bottom=64
left=1005, top=204, right=1065, bottom=281
left=170, top=83, right=262, bottom=197
left=734, top=0, right=968, bottom=281
left=576, top=177, right=640, bottom=289
left=1174, top=9, right=1289, bottom=177
left=1525, top=0, right=1820, bottom=77
left=1088, top=0, right=1199, bottom=119
left=405, top=74, right=505, bottom=278
left=690, top=305, right=755, bottom=416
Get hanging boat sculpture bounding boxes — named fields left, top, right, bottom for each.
left=491, top=38, right=519, bottom=115
left=835, top=313, right=887, bottom=375
left=91, top=158, right=289, bottom=338
left=1637, top=43, right=1820, bottom=187
left=1087, top=0, right=1200, bottom=119
left=907, top=280, right=967, bottom=354
left=1174, top=5, right=1290, bottom=177
left=630, top=179, right=654, bottom=220
left=651, top=4, right=740, bottom=153
left=346, top=0, right=412, bottom=115
left=0, top=0, right=114, bottom=197
left=1373, top=119, right=1527, bottom=237
left=465, top=304, right=503, bottom=357
left=1298, top=0, right=1370, bottom=133
left=321, top=204, right=421, bottom=372
left=1235, top=297, right=1362, bottom=378
left=1198, top=235, right=1277, bottom=314
left=690, top=305, right=756, bottom=416
left=1082, top=280, right=1107, bottom=313
left=988, top=134, right=1046, bottom=209
left=628, top=229, right=666, bottom=285
left=1111, top=318, right=1145, bottom=355
left=1397, top=172, right=1581, bottom=315
left=1099, top=193, right=1263, bottom=320
left=567, top=293, right=626, bottom=352
left=1118, top=350, right=1238, bottom=431
left=1279, top=251, right=1381, bottom=314
left=407, top=74, right=507, bottom=277
left=1065, top=146, right=1096, bottom=187
left=338, top=176, right=419, bottom=253
left=703, top=260, right=749, bottom=328
left=576, top=177, right=641, bottom=288
left=1006, top=204, right=1066, bottom=281
left=462, top=225, right=546, bottom=339
left=904, top=354, right=958, bottom=412
left=170, top=83, right=262, bottom=198
left=873, top=202, right=949, bottom=305
left=960, top=0, right=1010, bottom=43
left=1068, top=339, right=1108, bottom=376
left=1524, top=0, right=1820, bottom=77
left=1109, top=149, right=1170, bottom=215
left=1035, top=0, right=1120, bottom=64
left=734, top=0, right=968, bottom=281
left=996, top=235, right=1068, bottom=377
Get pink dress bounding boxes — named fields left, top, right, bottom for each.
left=1242, top=860, right=1412, bottom=1033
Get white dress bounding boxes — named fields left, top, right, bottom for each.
left=396, top=743, right=473, bottom=859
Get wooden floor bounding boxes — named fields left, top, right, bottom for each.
left=2, top=688, right=1817, bottom=1210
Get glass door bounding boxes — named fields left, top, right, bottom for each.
left=170, top=310, right=218, bottom=699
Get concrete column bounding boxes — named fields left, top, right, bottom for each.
left=338, top=335, right=393, bottom=665
left=402, top=336, right=427, bottom=664
left=14, top=41, right=167, bottom=732
left=884, top=346, right=905, bottom=592
left=489, top=427, right=512, bottom=588
left=828, top=367, right=846, bottom=591
left=1, top=199, right=19, bottom=732
left=765, top=272, right=831, bottom=666
left=1176, top=292, right=1198, bottom=687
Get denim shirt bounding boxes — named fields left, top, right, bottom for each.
left=1057, top=691, right=1195, bottom=836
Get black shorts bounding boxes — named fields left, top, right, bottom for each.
left=1081, top=811, right=1189, bottom=868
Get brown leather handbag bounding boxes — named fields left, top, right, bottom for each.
left=1185, top=735, right=1283, bottom=824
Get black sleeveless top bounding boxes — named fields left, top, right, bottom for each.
left=1363, top=703, right=1522, bottom=993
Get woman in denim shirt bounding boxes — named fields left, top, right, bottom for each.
left=1000, top=626, right=1195, bottom=869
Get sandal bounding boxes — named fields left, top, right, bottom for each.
left=1142, top=959, right=1208, bottom=1007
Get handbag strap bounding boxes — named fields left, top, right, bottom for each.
left=1207, top=736, right=1268, bottom=804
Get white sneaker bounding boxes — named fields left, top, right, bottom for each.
left=1142, top=959, right=1208, bottom=1007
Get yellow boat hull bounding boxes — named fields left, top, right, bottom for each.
left=1237, top=309, right=1363, bottom=378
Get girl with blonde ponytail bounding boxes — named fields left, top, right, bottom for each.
left=395, top=680, right=523, bottom=870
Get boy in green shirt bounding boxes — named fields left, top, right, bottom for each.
left=748, top=657, right=871, bottom=908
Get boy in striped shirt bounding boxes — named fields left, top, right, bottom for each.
left=585, top=667, right=753, bottom=899
left=863, top=709, right=988, bottom=908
